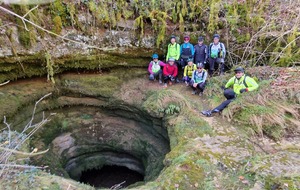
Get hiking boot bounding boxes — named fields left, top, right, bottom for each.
left=201, top=110, right=212, bottom=117
left=176, top=78, right=180, bottom=83
left=192, top=90, right=197, bottom=95
left=163, top=83, right=167, bottom=88
left=185, top=81, right=189, bottom=86
left=159, top=80, right=162, bottom=84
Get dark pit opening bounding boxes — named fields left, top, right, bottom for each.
left=79, top=165, right=144, bottom=188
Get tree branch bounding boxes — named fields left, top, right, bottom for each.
left=0, top=80, right=10, bottom=86
left=0, top=5, right=117, bottom=51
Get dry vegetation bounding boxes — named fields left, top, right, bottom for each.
left=0, top=93, right=53, bottom=178
left=218, top=66, right=300, bottom=140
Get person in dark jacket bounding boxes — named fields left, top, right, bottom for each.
left=148, top=53, right=166, bottom=84
left=207, top=34, right=226, bottom=77
left=163, top=58, right=178, bottom=88
left=201, top=67, right=259, bottom=117
left=194, top=36, right=208, bottom=69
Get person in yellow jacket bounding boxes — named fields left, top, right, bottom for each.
left=166, top=35, right=180, bottom=62
left=166, top=35, right=181, bottom=83
left=183, top=58, right=197, bottom=86
left=201, top=67, right=259, bottom=117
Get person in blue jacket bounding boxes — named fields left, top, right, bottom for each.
left=180, top=35, right=195, bottom=69
left=190, top=63, right=207, bottom=96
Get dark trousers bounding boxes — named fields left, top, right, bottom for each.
left=182, top=76, right=192, bottom=83
left=176, top=58, right=188, bottom=80
left=179, top=58, right=189, bottom=69
left=149, top=70, right=162, bottom=81
left=210, top=89, right=236, bottom=113
left=191, top=82, right=206, bottom=92
left=212, top=97, right=235, bottom=112
left=208, top=57, right=224, bottom=76
left=163, top=75, right=175, bottom=83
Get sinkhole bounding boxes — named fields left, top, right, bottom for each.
left=79, top=165, right=144, bottom=188
left=31, top=105, right=170, bottom=189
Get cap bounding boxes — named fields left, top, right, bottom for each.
left=168, top=58, right=175, bottom=62
left=170, top=35, right=176, bottom=40
left=213, top=34, right=220, bottom=39
left=198, top=36, right=204, bottom=41
left=234, top=67, right=244, bottom=73
left=187, top=58, right=193, bottom=63
left=197, top=63, right=204, bottom=68
left=152, top=53, right=159, bottom=59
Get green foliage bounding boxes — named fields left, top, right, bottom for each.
left=134, top=15, right=144, bottom=39
left=179, top=13, right=184, bottom=33
left=142, top=89, right=188, bottom=117
left=67, top=3, right=76, bottom=27
left=162, top=104, right=180, bottom=115
left=149, top=10, right=170, bottom=47
left=207, top=0, right=221, bottom=33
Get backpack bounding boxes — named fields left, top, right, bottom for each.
left=194, top=69, right=206, bottom=83
left=234, top=75, right=248, bottom=88
left=151, top=61, right=161, bottom=73
left=168, top=43, right=180, bottom=52
left=209, top=42, right=225, bottom=58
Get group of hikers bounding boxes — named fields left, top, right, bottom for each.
left=147, top=34, right=259, bottom=117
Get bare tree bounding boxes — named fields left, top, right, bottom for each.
left=0, top=93, right=55, bottom=177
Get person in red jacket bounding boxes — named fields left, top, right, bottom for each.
left=163, top=58, right=178, bottom=88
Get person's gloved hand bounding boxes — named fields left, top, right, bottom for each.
left=170, top=76, right=175, bottom=82
left=240, top=88, right=248, bottom=93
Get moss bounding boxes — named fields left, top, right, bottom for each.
left=207, top=0, right=221, bottom=33
left=52, top=16, right=62, bottom=34
left=45, top=52, right=56, bottom=83
left=66, top=3, right=76, bottom=27
left=60, top=74, right=122, bottom=97
left=11, top=5, right=37, bottom=49
left=50, top=0, right=70, bottom=26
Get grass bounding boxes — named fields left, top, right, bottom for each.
left=205, top=66, right=300, bottom=141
